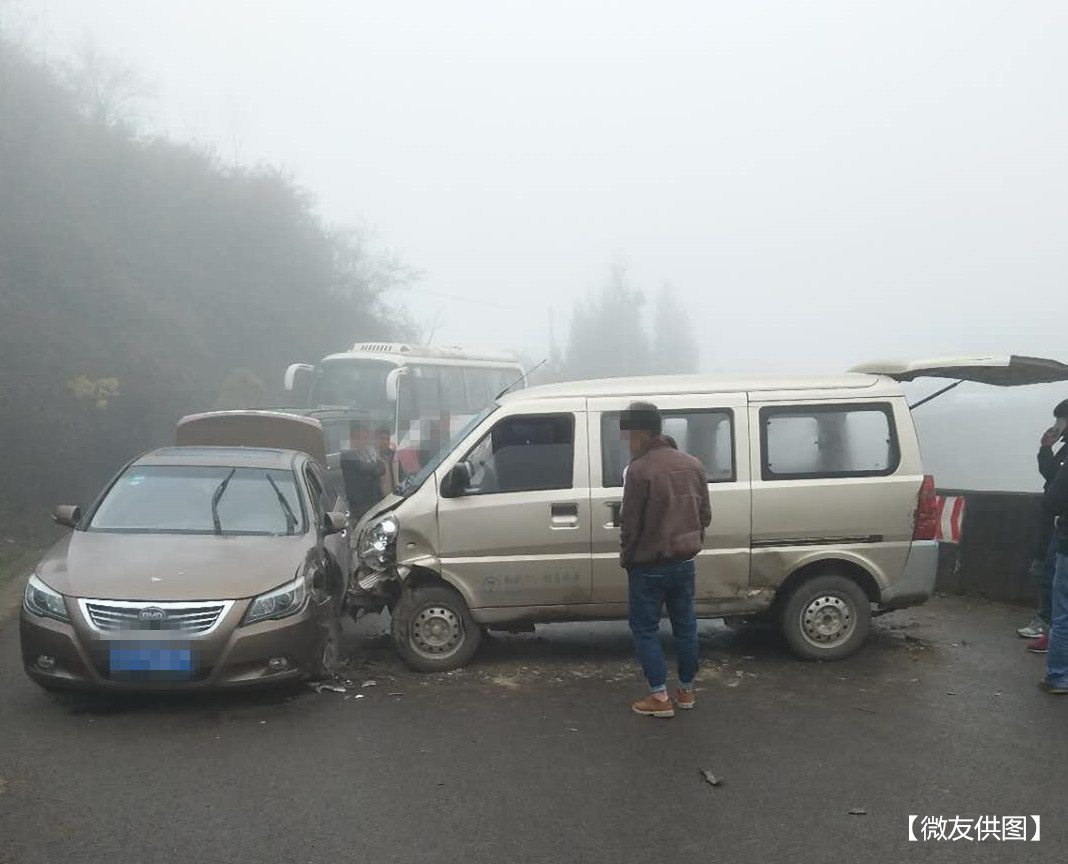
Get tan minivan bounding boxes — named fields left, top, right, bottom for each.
left=350, top=356, right=1068, bottom=671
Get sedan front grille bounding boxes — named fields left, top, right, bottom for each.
left=79, top=600, right=233, bottom=635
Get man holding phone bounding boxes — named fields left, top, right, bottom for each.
left=1018, top=399, right=1068, bottom=650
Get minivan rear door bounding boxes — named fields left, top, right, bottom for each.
left=850, top=355, right=1068, bottom=386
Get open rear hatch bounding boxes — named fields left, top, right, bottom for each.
left=851, top=355, right=1068, bottom=387
left=175, top=410, right=327, bottom=466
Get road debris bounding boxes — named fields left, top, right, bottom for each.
left=362, top=680, right=378, bottom=688
left=699, top=769, right=722, bottom=788
left=855, top=705, right=875, bottom=714
left=343, top=694, right=366, bottom=700
left=388, top=692, right=404, bottom=697
left=848, top=808, right=868, bottom=816
left=311, top=682, right=348, bottom=695
left=946, top=691, right=957, bottom=696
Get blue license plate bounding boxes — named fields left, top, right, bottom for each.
left=109, top=645, right=194, bottom=676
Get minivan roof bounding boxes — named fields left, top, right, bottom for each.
left=501, top=373, right=889, bottom=402
left=136, top=447, right=304, bottom=470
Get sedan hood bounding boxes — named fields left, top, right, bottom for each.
left=36, top=531, right=312, bottom=601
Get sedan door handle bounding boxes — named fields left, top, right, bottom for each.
left=550, top=503, right=580, bottom=528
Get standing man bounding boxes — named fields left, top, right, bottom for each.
left=619, top=402, right=711, bottom=718
left=1018, top=399, right=1068, bottom=648
left=1039, top=456, right=1068, bottom=694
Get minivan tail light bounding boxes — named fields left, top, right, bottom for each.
left=913, top=475, right=939, bottom=541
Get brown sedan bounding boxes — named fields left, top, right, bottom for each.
left=21, top=445, right=351, bottom=692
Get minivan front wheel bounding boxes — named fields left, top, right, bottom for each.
left=391, top=585, right=482, bottom=672
left=780, top=574, right=871, bottom=661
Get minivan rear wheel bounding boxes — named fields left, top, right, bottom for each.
left=780, top=574, right=871, bottom=661
left=391, top=585, right=482, bottom=672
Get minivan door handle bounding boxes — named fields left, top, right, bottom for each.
left=550, top=503, right=580, bottom=529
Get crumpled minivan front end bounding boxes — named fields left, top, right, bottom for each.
left=348, top=482, right=445, bottom=611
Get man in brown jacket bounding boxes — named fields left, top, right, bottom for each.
left=620, top=402, right=711, bottom=718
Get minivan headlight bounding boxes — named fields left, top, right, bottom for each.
left=24, top=574, right=70, bottom=623
left=243, top=575, right=307, bottom=625
left=358, top=515, right=399, bottom=571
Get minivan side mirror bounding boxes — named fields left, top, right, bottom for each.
left=323, top=511, right=348, bottom=535
left=440, top=462, right=472, bottom=498
left=53, top=505, right=82, bottom=529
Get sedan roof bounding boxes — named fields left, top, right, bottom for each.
left=134, top=447, right=305, bottom=470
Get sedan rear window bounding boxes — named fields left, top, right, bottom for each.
left=89, top=466, right=307, bottom=535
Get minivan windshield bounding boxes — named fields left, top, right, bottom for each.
left=400, top=403, right=498, bottom=497
left=89, top=465, right=307, bottom=535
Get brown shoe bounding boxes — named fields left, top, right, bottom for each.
left=632, top=694, right=675, bottom=718
left=676, top=687, right=696, bottom=710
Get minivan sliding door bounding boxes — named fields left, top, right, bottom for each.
left=588, top=393, right=751, bottom=611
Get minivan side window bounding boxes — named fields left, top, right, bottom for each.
left=462, top=414, right=575, bottom=494
left=600, top=410, right=734, bottom=488
left=761, top=404, right=899, bottom=480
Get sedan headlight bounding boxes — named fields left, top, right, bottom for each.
left=24, top=574, right=70, bottom=623
left=242, top=574, right=307, bottom=625
left=358, top=515, right=399, bottom=571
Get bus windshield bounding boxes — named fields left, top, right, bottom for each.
left=312, top=359, right=394, bottom=411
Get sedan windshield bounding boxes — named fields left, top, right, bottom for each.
left=89, top=466, right=307, bottom=535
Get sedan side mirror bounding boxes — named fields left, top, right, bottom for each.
left=323, top=511, right=348, bottom=535
left=440, top=462, right=472, bottom=499
left=53, top=504, right=82, bottom=529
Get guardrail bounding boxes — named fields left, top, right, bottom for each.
left=935, top=488, right=1043, bottom=605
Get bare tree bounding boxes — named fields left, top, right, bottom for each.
left=63, top=43, right=154, bottom=128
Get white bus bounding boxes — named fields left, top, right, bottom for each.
left=284, top=342, right=526, bottom=477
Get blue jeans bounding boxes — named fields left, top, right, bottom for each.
left=1046, top=552, right=1068, bottom=687
left=627, top=559, right=699, bottom=692
left=1037, top=534, right=1057, bottom=624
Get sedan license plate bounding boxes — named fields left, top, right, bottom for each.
left=109, top=644, right=196, bottom=679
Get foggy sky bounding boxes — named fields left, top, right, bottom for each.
left=10, top=0, right=1068, bottom=490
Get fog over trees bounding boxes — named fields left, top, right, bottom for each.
left=0, top=37, right=410, bottom=538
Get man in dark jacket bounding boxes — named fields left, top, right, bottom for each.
left=1018, top=399, right=1068, bottom=646
left=619, top=402, right=711, bottom=718
left=1038, top=458, right=1068, bottom=694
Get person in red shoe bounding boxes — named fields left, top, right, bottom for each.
left=619, top=402, right=711, bottom=718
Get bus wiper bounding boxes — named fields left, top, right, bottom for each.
left=211, top=468, right=237, bottom=535
left=265, top=473, right=299, bottom=535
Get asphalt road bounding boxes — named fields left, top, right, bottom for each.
left=0, top=591, right=1064, bottom=864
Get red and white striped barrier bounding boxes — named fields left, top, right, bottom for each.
left=934, top=495, right=966, bottom=544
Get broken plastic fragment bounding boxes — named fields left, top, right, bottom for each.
left=848, top=808, right=868, bottom=816
left=313, top=683, right=348, bottom=695
left=699, top=769, right=722, bottom=788
left=362, top=680, right=378, bottom=688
